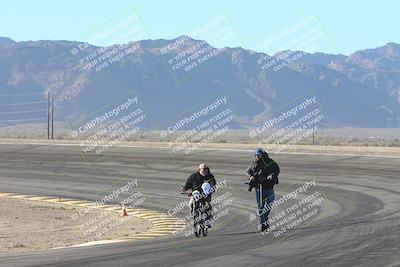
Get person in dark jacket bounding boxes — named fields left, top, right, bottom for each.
left=247, top=148, right=280, bottom=232
left=182, top=163, right=216, bottom=228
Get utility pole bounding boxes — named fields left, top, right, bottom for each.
left=51, top=92, right=54, bottom=140
left=47, top=91, right=55, bottom=140
left=312, top=126, right=315, bottom=145
left=47, top=91, right=50, bottom=139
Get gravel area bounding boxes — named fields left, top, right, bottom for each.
left=0, top=196, right=152, bottom=254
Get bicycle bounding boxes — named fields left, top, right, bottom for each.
left=181, top=189, right=208, bottom=237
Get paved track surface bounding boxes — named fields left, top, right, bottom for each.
left=0, top=144, right=399, bottom=267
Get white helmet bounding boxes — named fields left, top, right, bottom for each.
left=201, top=182, right=212, bottom=196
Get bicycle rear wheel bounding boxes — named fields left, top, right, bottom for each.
left=193, top=203, right=203, bottom=238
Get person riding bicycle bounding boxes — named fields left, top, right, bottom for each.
left=181, top=163, right=216, bottom=228
left=247, top=148, right=280, bottom=232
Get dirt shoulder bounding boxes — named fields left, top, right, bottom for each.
left=0, top=196, right=152, bottom=254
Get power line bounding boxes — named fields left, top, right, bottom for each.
left=0, top=117, right=45, bottom=123
left=0, top=109, right=47, bottom=115
left=0, top=101, right=47, bottom=106
left=0, top=93, right=43, bottom=97
left=0, top=92, right=53, bottom=139
left=0, top=122, right=46, bottom=129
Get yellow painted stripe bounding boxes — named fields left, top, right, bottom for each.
left=93, top=205, right=111, bottom=209
left=131, top=209, right=149, bottom=212
left=162, top=218, right=186, bottom=222
left=148, top=229, right=175, bottom=234
left=73, top=202, right=93, bottom=207
left=124, top=236, right=156, bottom=240
left=139, top=213, right=165, bottom=216
left=163, top=221, right=187, bottom=224
left=150, top=220, right=168, bottom=224
left=140, top=216, right=165, bottom=220
left=0, top=192, right=14, bottom=197
left=151, top=222, right=169, bottom=226
left=125, top=209, right=140, bottom=213
left=14, top=195, right=39, bottom=200
left=24, top=196, right=54, bottom=201
left=45, top=198, right=66, bottom=203
left=52, top=197, right=76, bottom=202
left=150, top=225, right=170, bottom=229
left=138, top=213, right=163, bottom=217
left=72, top=239, right=127, bottom=247
left=157, top=223, right=186, bottom=227
left=11, top=195, right=32, bottom=199
left=58, top=200, right=88, bottom=205
left=102, top=207, right=121, bottom=211
left=163, top=225, right=187, bottom=229
left=132, top=233, right=167, bottom=237
left=152, top=224, right=186, bottom=229
left=154, top=220, right=183, bottom=224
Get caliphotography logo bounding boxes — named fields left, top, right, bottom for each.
left=70, top=6, right=150, bottom=75
left=158, top=92, right=239, bottom=162
left=158, top=8, right=244, bottom=83
left=248, top=90, right=332, bottom=155
left=68, top=91, right=150, bottom=163
left=247, top=7, right=333, bottom=81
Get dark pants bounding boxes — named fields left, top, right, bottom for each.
left=255, top=188, right=275, bottom=226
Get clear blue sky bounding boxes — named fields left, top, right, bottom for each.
left=1, top=0, right=398, bottom=55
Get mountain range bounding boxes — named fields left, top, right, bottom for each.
left=0, top=36, right=399, bottom=130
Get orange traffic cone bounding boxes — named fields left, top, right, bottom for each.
left=120, top=204, right=128, bottom=217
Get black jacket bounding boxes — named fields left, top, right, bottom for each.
left=247, top=154, right=280, bottom=190
left=183, top=171, right=216, bottom=192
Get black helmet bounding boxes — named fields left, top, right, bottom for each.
left=254, top=148, right=265, bottom=157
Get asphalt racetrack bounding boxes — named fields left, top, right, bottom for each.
left=0, top=143, right=399, bottom=267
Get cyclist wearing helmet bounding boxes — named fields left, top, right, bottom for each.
left=247, top=148, right=280, bottom=232
left=182, top=163, right=216, bottom=228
